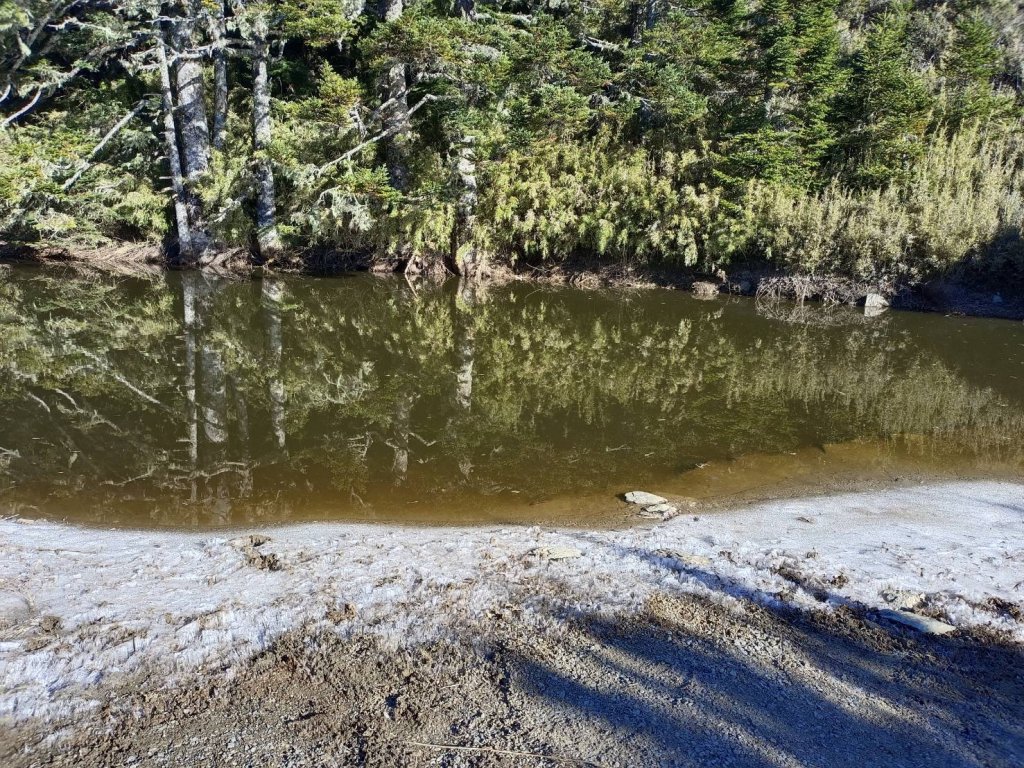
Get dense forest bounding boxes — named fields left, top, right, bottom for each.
left=1, top=0, right=1023, bottom=284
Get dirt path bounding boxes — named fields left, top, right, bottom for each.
left=5, top=595, right=1023, bottom=768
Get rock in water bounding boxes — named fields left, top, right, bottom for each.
left=863, top=293, right=889, bottom=317
left=691, top=281, right=719, bottom=299
left=624, top=491, right=668, bottom=506
left=878, top=609, right=956, bottom=635
left=639, top=503, right=679, bottom=520
left=863, top=293, right=889, bottom=308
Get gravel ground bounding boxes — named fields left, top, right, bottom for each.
left=4, top=594, right=1023, bottom=768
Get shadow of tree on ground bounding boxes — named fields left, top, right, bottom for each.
left=486, top=533, right=1024, bottom=767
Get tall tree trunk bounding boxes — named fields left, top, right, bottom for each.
left=261, top=278, right=287, bottom=455
left=172, top=4, right=213, bottom=251
left=172, top=12, right=212, bottom=179
left=629, top=1, right=645, bottom=47
left=211, top=1, right=229, bottom=151
left=629, top=0, right=657, bottom=46
left=378, top=0, right=410, bottom=192
left=451, top=136, right=479, bottom=278
left=252, top=10, right=282, bottom=256
left=156, top=38, right=194, bottom=261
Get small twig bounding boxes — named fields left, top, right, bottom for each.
left=26, top=392, right=51, bottom=413
left=403, top=741, right=605, bottom=766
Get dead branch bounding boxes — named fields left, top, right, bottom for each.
left=63, top=99, right=150, bottom=189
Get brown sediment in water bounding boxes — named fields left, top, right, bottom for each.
left=1, top=268, right=1022, bottom=530
left=2, top=436, right=1021, bottom=532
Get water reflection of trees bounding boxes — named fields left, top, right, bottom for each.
left=0, top=269, right=1022, bottom=526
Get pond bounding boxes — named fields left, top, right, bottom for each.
left=1, top=266, right=1022, bottom=528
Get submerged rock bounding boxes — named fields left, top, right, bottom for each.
left=691, top=281, right=719, bottom=299
left=624, top=491, right=667, bottom=506
left=878, top=609, right=956, bottom=635
left=639, top=503, right=680, bottom=521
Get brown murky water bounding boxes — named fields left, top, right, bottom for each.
left=1, top=267, right=1022, bottom=528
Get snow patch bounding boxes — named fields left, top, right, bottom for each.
left=1, top=481, right=1022, bottom=722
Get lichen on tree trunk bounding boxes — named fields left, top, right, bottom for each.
left=252, top=11, right=282, bottom=257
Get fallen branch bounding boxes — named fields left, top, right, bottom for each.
left=581, top=35, right=623, bottom=53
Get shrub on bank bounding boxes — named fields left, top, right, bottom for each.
left=743, top=130, right=1024, bottom=283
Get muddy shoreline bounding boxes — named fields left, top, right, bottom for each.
left=2, top=482, right=1023, bottom=766
left=2, top=242, right=1022, bottom=321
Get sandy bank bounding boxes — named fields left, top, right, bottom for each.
left=2, top=480, right=1022, bottom=730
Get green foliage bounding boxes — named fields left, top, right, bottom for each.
left=479, top=133, right=723, bottom=266
left=743, top=130, right=1024, bottom=280
left=940, top=12, right=1018, bottom=127
left=1, top=0, right=1023, bottom=283
left=279, top=0, right=359, bottom=46
left=838, top=7, right=935, bottom=186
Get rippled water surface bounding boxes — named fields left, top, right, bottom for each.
left=1, top=267, right=1022, bottom=527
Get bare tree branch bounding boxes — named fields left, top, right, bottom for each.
left=2, top=88, right=42, bottom=127
left=63, top=98, right=150, bottom=189
left=317, top=94, right=447, bottom=174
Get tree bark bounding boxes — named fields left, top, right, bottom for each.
left=156, top=38, right=194, bottom=261
left=378, top=0, right=411, bottom=191
left=172, top=10, right=212, bottom=180
left=172, top=4, right=213, bottom=251
left=252, top=10, right=282, bottom=256
left=451, top=136, right=480, bottom=278
left=211, top=1, right=229, bottom=151
left=629, top=1, right=645, bottom=47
